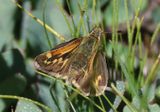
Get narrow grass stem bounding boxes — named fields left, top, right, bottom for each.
left=102, top=94, right=118, bottom=112
left=98, top=96, right=106, bottom=112
left=111, top=83, right=138, bottom=112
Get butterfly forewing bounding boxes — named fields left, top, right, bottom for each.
left=34, top=37, right=82, bottom=79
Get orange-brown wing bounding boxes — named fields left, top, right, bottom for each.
left=71, top=52, right=108, bottom=96
left=34, top=37, right=82, bottom=79
left=90, top=52, right=108, bottom=96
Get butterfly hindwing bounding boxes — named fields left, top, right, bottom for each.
left=89, top=52, right=108, bottom=96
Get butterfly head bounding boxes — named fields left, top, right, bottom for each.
left=90, top=27, right=103, bottom=40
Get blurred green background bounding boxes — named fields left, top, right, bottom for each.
left=0, top=0, right=160, bottom=112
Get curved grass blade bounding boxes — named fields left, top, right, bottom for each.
left=0, top=95, right=52, bottom=112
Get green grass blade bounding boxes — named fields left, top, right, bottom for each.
left=0, top=95, right=52, bottom=112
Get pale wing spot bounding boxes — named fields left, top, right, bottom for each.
left=95, top=75, right=102, bottom=87
left=60, top=59, right=68, bottom=69
left=72, top=79, right=81, bottom=89
left=44, top=60, right=51, bottom=65
left=46, top=61, right=52, bottom=65
left=46, top=52, right=52, bottom=58
left=44, top=60, right=47, bottom=64
left=97, top=75, right=102, bottom=80
left=53, top=59, right=58, bottom=64
left=58, top=57, right=63, bottom=64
